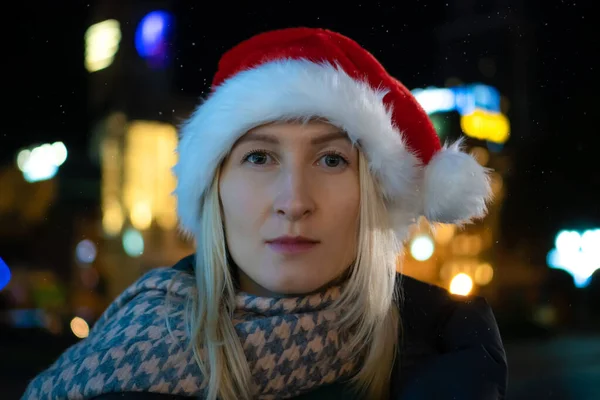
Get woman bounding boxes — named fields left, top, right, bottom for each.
left=23, top=28, right=507, bottom=399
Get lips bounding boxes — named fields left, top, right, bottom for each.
left=265, top=236, right=320, bottom=254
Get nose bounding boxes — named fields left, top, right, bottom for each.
left=273, top=166, right=316, bottom=221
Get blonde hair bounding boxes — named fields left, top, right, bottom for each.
left=181, top=151, right=401, bottom=400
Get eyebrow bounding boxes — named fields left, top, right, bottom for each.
left=237, top=130, right=350, bottom=146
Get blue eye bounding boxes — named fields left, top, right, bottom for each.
left=242, top=150, right=272, bottom=165
left=318, top=153, right=348, bottom=168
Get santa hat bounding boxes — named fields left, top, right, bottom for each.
left=174, top=28, right=491, bottom=239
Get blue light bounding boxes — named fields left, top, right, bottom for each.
left=0, top=257, right=11, bottom=291
left=135, top=10, right=172, bottom=61
left=547, top=229, right=600, bottom=288
left=453, top=84, right=501, bottom=116
left=122, top=228, right=144, bottom=257
left=412, top=84, right=501, bottom=116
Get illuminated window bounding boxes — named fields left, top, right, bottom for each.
left=123, top=121, right=178, bottom=231
left=101, top=138, right=123, bottom=235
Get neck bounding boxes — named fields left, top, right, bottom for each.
left=236, top=267, right=352, bottom=298
left=236, top=269, right=287, bottom=297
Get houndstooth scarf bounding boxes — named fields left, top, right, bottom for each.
left=22, top=266, right=360, bottom=399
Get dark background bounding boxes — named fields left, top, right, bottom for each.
left=2, top=0, right=599, bottom=398
left=5, top=0, right=597, bottom=253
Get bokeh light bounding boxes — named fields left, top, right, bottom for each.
left=449, top=273, right=473, bottom=296
left=70, top=316, right=90, bottom=339
left=0, top=257, right=11, bottom=291
left=122, top=228, right=144, bottom=257
left=85, top=19, right=121, bottom=72
left=135, top=11, right=172, bottom=63
left=410, top=235, right=435, bottom=261
left=75, top=240, right=97, bottom=265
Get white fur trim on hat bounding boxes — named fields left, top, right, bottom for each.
left=423, top=138, right=492, bottom=225
left=174, top=59, right=490, bottom=239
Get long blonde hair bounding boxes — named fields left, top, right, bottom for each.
left=182, top=151, right=401, bottom=400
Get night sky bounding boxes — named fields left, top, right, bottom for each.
left=4, top=0, right=597, bottom=261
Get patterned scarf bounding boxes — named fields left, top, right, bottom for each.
left=23, top=267, right=360, bottom=399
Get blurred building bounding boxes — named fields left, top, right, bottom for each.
left=0, top=144, right=76, bottom=331
left=85, top=2, right=193, bottom=300
left=400, top=0, right=543, bottom=303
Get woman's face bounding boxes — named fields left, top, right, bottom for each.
left=219, top=120, right=360, bottom=296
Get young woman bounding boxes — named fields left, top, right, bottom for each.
left=23, top=28, right=507, bottom=400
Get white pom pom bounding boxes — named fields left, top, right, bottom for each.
left=423, top=140, right=492, bottom=224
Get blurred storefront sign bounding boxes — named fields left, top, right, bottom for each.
left=412, top=83, right=510, bottom=144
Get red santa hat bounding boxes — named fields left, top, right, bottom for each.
left=174, top=28, right=491, bottom=239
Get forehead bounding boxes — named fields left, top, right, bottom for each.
left=236, top=120, right=350, bottom=146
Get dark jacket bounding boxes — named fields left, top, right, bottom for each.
left=89, top=254, right=507, bottom=399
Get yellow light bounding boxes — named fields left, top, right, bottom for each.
left=410, top=235, right=435, bottom=261
left=433, top=223, right=456, bottom=246
left=85, top=19, right=121, bottom=72
left=124, top=121, right=178, bottom=231
left=469, top=235, right=482, bottom=254
left=490, top=172, right=504, bottom=196
left=156, top=195, right=178, bottom=230
left=470, top=146, right=490, bottom=166
left=460, top=109, right=510, bottom=144
left=70, top=316, right=90, bottom=339
left=452, top=234, right=482, bottom=256
left=449, top=273, right=473, bottom=296
left=130, top=201, right=153, bottom=230
left=103, top=200, right=124, bottom=236
left=474, top=263, right=494, bottom=285
left=101, top=137, right=124, bottom=235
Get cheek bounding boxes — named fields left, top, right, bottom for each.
left=220, top=176, right=266, bottom=233
left=319, top=179, right=360, bottom=233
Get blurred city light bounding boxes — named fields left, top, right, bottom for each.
left=470, top=146, right=490, bottom=167
left=453, top=84, right=501, bottom=116
left=122, top=228, right=144, bottom=257
left=412, top=87, right=455, bottom=114
left=433, top=223, right=456, bottom=245
left=0, top=257, right=11, bottom=291
left=7, top=309, right=46, bottom=328
left=410, top=235, right=435, bottom=261
left=533, top=304, right=557, bottom=327
left=460, top=109, right=510, bottom=144
left=130, top=201, right=153, bottom=230
left=101, top=135, right=124, bottom=237
left=101, top=120, right=178, bottom=235
left=44, top=313, right=63, bottom=335
left=474, top=262, right=494, bottom=285
left=412, top=84, right=510, bottom=144
left=451, top=233, right=483, bottom=256
left=547, top=229, right=600, bottom=288
left=429, top=113, right=451, bottom=139
left=75, top=239, right=97, bottom=265
left=70, top=316, right=90, bottom=339
left=449, top=273, right=474, bottom=296
left=102, top=200, right=125, bottom=237
left=413, top=84, right=501, bottom=116
left=135, top=11, right=172, bottom=64
left=16, top=141, right=67, bottom=183
left=85, top=19, right=122, bottom=72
